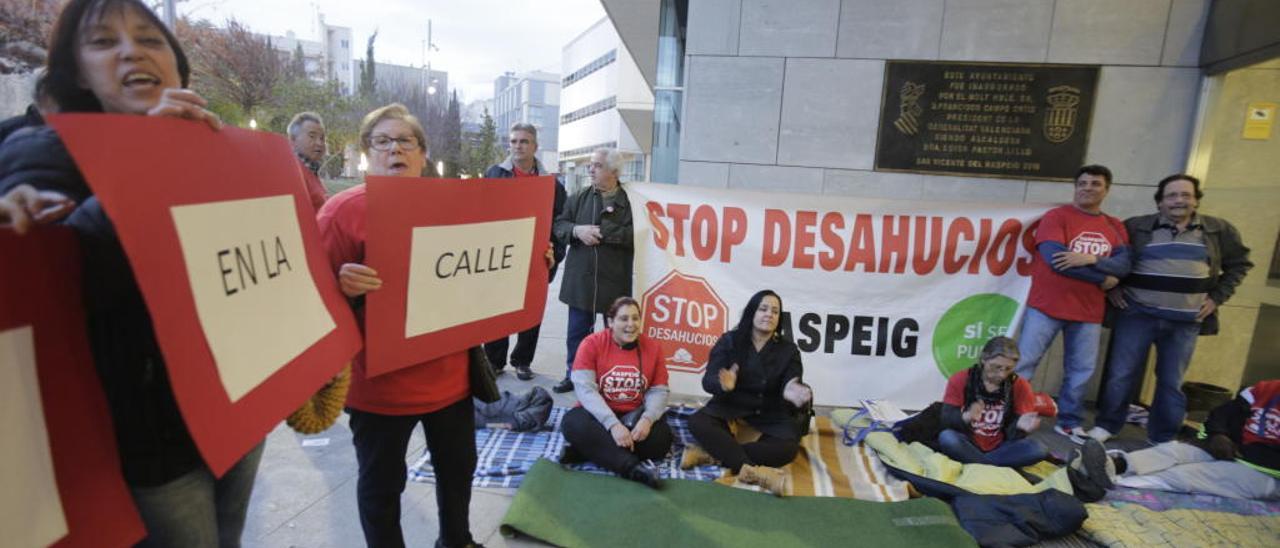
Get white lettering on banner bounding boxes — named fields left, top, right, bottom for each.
left=627, top=182, right=1051, bottom=408
left=0, top=326, right=69, bottom=546
left=171, top=195, right=336, bottom=402
left=404, top=218, right=535, bottom=338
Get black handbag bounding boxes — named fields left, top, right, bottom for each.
left=468, top=346, right=501, bottom=403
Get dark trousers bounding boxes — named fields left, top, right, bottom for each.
left=687, top=409, right=799, bottom=474
left=348, top=398, right=476, bottom=548
left=561, top=406, right=673, bottom=474
left=565, top=307, right=606, bottom=375
left=484, top=323, right=541, bottom=369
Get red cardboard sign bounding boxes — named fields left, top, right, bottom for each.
left=364, top=176, right=553, bottom=376
left=0, top=227, right=145, bottom=547
left=46, top=114, right=362, bottom=475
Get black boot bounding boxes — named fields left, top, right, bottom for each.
left=625, top=463, right=663, bottom=489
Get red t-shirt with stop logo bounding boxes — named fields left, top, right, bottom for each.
left=572, top=331, right=669, bottom=413
left=1027, top=204, right=1128, bottom=323
left=943, top=370, right=1037, bottom=452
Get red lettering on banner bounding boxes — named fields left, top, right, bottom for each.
left=667, top=203, right=691, bottom=256
left=794, top=210, right=818, bottom=269
left=843, top=214, right=876, bottom=272
left=762, top=209, right=790, bottom=267
left=1016, top=219, right=1040, bottom=276
left=722, top=207, right=747, bottom=262
left=881, top=215, right=910, bottom=273
left=818, top=212, right=845, bottom=271
left=691, top=205, right=718, bottom=261
left=913, top=216, right=944, bottom=275
left=967, top=218, right=993, bottom=274
left=646, top=202, right=670, bottom=249
left=987, top=219, right=1022, bottom=275
left=943, top=217, right=975, bottom=274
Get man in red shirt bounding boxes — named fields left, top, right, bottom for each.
left=1015, top=165, right=1130, bottom=443
left=939, top=336, right=1049, bottom=467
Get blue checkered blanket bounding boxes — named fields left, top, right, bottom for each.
left=408, top=405, right=722, bottom=488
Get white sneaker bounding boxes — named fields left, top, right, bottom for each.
left=1087, top=426, right=1113, bottom=443
left=1054, top=424, right=1088, bottom=444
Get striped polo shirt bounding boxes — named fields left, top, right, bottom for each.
left=1123, top=216, right=1211, bottom=322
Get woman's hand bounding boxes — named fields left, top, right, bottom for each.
left=630, top=417, right=652, bottom=442
left=0, top=185, right=74, bottom=234
left=783, top=378, right=812, bottom=408
left=147, top=88, right=223, bottom=130
left=544, top=242, right=555, bottom=270
left=610, top=423, right=634, bottom=450
left=1015, top=412, right=1041, bottom=433
left=338, top=263, right=382, bottom=297
left=963, top=401, right=986, bottom=423
left=718, top=363, right=738, bottom=392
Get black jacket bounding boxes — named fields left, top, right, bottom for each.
left=552, top=183, right=633, bottom=313
left=483, top=157, right=567, bottom=281
left=0, top=125, right=203, bottom=486
left=701, top=331, right=805, bottom=439
left=1110, top=213, right=1253, bottom=335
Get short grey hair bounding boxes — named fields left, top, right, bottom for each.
left=509, top=123, right=538, bottom=143
left=288, top=112, right=325, bottom=139
left=980, top=336, right=1020, bottom=364
left=593, top=147, right=625, bottom=174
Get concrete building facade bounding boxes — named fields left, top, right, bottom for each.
left=266, top=12, right=355, bottom=93
left=492, top=71, right=562, bottom=170
left=600, top=0, right=1280, bottom=405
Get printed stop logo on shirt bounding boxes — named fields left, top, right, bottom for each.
left=971, top=400, right=1008, bottom=441
left=1069, top=232, right=1112, bottom=256
left=601, top=365, right=647, bottom=404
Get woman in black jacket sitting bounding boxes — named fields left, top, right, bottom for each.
left=684, top=289, right=813, bottom=495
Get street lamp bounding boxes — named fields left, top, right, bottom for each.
left=436, top=160, right=444, bottom=176
left=249, top=118, right=258, bottom=130
left=358, top=153, right=368, bottom=173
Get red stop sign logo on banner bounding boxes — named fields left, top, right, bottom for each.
left=641, top=271, right=729, bottom=373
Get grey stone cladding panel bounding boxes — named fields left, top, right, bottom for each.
left=728, top=163, right=825, bottom=193
left=836, top=0, right=945, bottom=60
left=739, top=0, right=840, bottom=57
left=1162, top=0, right=1210, bottom=67
left=688, top=0, right=741, bottom=56
left=1085, top=66, right=1202, bottom=187
left=778, top=58, right=884, bottom=170
left=681, top=56, right=785, bottom=164
left=939, top=0, right=1054, bottom=63
left=1047, top=0, right=1170, bottom=65
left=677, top=161, right=731, bottom=188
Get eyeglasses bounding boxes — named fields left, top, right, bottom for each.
left=369, top=135, right=419, bottom=151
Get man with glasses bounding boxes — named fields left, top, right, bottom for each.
left=481, top=123, right=567, bottom=380
left=1089, top=174, right=1253, bottom=444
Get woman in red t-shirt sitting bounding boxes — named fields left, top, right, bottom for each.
left=560, top=296, right=672, bottom=488
left=938, top=336, right=1049, bottom=468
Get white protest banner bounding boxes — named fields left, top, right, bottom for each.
left=629, top=183, right=1053, bottom=408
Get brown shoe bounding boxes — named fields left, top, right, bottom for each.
left=739, top=464, right=787, bottom=496
left=680, top=444, right=716, bottom=470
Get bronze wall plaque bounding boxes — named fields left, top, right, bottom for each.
left=874, top=61, right=1100, bottom=181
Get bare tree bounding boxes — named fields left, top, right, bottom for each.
left=180, top=18, right=282, bottom=120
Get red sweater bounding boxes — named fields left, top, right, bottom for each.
left=316, top=184, right=468, bottom=415
left=572, top=331, right=668, bottom=414
left=1027, top=205, right=1128, bottom=323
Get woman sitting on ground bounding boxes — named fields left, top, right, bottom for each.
left=685, top=289, right=813, bottom=495
left=561, top=296, right=672, bottom=488
left=937, top=336, right=1049, bottom=468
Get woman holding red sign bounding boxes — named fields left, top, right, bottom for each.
left=316, top=103, right=481, bottom=548
left=560, top=296, right=672, bottom=488
left=0, top=0, right=259, bottom=545
left=685, top=290, right=814, bottom=496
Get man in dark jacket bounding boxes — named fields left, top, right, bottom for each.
left=1090, top=174, right=1253, bottom=444
left=551, top=147, right=633, bottom=392
left=481, top=123, right=567, bottom=380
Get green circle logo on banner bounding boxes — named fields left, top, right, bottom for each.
left=932, top=293, right=1020, bottom=378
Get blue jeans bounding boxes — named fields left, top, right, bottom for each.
left=937, top=429, right=1048, bottom=467
left=565, top=307, right=605, bottom=377
left=1094, top=307, right=1200, bottom=442
left=130, top=442, right=264, bottom=548
left=1014, top=306, right=1101, bottom=428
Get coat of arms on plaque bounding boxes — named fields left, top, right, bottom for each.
left=1043, top=85, right=1081, bottom=143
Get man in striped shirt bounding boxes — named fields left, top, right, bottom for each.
left=1089, top=174, right=1253, bottom=444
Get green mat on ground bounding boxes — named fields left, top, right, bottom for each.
left=500, top=459, right=976, bottom=548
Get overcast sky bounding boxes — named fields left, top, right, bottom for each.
left=181, top=0, right=606, bottom=103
